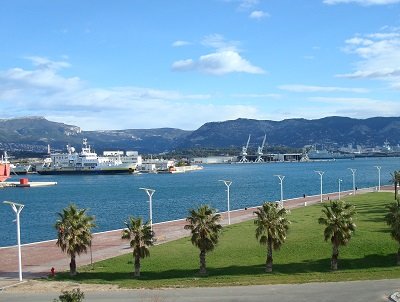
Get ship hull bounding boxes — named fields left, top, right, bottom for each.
left=36, top=168, right=136, bottom=175
left=0, top=163, right=11, bottom=182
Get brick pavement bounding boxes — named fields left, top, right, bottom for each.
left=0, top=186, right=392, bottom=288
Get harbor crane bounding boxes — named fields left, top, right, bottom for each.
left=239, top=134, right=251, bottom=163
left=255, top=134, right=267, bottom=163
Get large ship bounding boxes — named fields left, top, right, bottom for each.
left=10, top=163, right=31, bottom=175
left=306, top=149, right=354, bottom=160
left=36, top=139, right=140, bottom=175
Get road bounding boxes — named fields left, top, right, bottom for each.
left=1, top=279, right=398, bottom=301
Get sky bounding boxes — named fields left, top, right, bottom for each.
left=1, top=0, right=400, bottom=131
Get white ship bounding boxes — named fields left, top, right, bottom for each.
left=10, top=163, right=31, bottom=175
left=36, top=139, right=140, bottom=175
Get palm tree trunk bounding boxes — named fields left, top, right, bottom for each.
left=395, top=181, right=398, bottom=200
left=70, top=254, right=77, bottom=276
left=265, top=238, right=273, bottom=273
left=134, top=253, right=141, bottom=277
left=199, top=250, right=207, bottom=275
left=397, top=247, right=400, bottom=266
left=331, top=244, right=339, bottom=270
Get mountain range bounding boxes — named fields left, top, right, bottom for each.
left=0, top=116, right=399, bottom=155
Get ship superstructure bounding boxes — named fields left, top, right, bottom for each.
left=36, top=139, right=140, bottom=175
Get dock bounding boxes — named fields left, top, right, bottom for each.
left=0, top=181, right=57, bottom=188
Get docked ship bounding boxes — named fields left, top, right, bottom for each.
left=10, top=163, right=31, bottom=175
left=306, top=149, right=354, bottom=161
left=36, top=139, right=140, bottom=175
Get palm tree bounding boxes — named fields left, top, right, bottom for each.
left=254, top=202, right=290, bottom=272
left=184, top=205, right=222, bottom=275
left=121, top=217, right=154, bottom=277
left=384, top=199, right=400, bottom=265
left=391, top=171, right=400, bottom=200
left=318, top=200, right=356, bottom=270
left=55, top=204, right=96, bottom=276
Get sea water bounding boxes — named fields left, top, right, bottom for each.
left=0, top=157, right=398, bottom=247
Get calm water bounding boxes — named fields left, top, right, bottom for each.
left=0, top=157, right=398, bottom=247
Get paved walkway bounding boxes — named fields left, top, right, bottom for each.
left=0, top=186, right=392, bottom=288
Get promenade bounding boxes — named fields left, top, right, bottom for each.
left=0, top=186, right=391, bottom=288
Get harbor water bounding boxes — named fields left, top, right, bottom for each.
left=0, top=157, right=398, bottom=247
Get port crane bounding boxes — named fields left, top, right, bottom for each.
left=255, top=134, right=267, bottom=163
left=239, top=134, right=251, bottom=163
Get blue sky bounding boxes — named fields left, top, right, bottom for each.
left=1, top=0, right=400, bottom=130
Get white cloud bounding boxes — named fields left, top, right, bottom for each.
left=0, top=57, right=266, bottom=130
left=279, top=84, right=369, bottom=93
left=308, top=96, right=399, bottom=117
left=201, top=34, right=240, bottom=52
left=238, top=0, right=259, bottom=9
left=172, top=40, right=191, bottom=47
left=324, top=0, right=400, bottom=5
left=249, top=10, right=270, bottom=19
left=172, top=34, right=264, bottom=75
left=172, top=50, right=265, bottom=75
left=337, top=28, right=400, bottom=88
left=0, top=56, right=81, bottom=92
left=232, top=93, right=282, bottom=99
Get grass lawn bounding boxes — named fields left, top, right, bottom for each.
left=52, top=192, right=400, bottom=288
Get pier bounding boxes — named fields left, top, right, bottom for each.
left=0, top=181, right=57, bottom=188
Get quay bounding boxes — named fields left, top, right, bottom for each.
left=0, top=181, right=57, bottom=188
left=0, top=185, right=393, bottom=289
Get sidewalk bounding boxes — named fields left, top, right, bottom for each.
left=0, top=186, right=391, bottom=288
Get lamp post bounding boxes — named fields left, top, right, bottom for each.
left=219, top=180, right=232, bottom=225
left=375, top=166, right=381, bottom=192
left=3, top=201, right=24, bottom=281
left=315, top=171, right=324, bottom=203
left=348, top=168, right=357, bottom=195
left=274, top=175, right=285, bottom=207
left=139, top=188, right=155, bottom=231
left=338, top=178, right=342, bottom=200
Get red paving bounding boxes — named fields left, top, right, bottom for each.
left=0, top=186, right=393, bottom=285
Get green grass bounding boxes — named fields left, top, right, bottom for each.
left=51, top=192, right=400, bottom=288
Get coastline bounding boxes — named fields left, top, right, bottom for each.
left=0, top=185, right=393, bottom=290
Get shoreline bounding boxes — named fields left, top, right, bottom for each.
left=0, top=185, right=394, bottom=289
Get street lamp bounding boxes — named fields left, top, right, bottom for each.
left=139, top=188, right=155, bottom=231
left=3, top=201, right=24, bottom=281
left=315, top=171, right=324, bottom=203
left=274, top=175, right=285, bottom=207
left=219, top=180, right=232, bottom=225
left=338, top=178, right=342, bottom=200
left=348, top=168, right=357, bottom=195
left=375, top=166, right=381, bottom=192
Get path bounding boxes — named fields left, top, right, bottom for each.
left=2, top=279, right=399, bottom=301
left=0, top=186, right=391, bottom=288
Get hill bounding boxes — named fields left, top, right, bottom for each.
left=179, top=116, right=400, bottom=149
left=0, top=116, right=400, bottom=154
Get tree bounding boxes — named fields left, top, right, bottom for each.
left=254, top=202, right=290, bottom=272
left=121, top=217, right=154, bottom=277
left=391, top=171, right=400, bottom=200
left=384, top=199, right=400, bottom=265
left=55, top=204, right=95, bottom=276
left=318, top=200, right=356, bottom=270
left=184, top=205, right=222, bottom=275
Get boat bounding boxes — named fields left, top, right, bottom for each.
left=306, top=149, right=354, bottom=161
left=36, top=139, right=139, bottom=175
left=10, top=163, right=31, bottom=175
left=0, top=152, right=11, bottom=182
